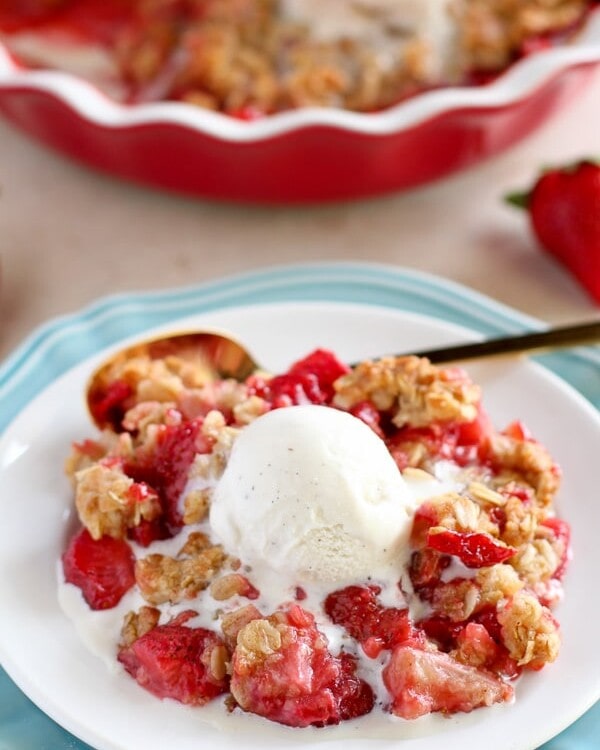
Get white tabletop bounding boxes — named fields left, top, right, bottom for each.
left=1, top=70, right=599, bottom=362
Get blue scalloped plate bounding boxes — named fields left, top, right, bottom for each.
left=1, top=262, right=598, bottom=750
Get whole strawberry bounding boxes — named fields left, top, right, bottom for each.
left=507, top=160, right=600, bottom=304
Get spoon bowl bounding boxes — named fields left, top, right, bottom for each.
left=86, top=320, right=600, bottom=430
left=87, top=330, right=259, bottom=429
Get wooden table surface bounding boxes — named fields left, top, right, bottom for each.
left=1, top=69, right=599, bottom=362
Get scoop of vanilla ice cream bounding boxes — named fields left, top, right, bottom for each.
left=209, top=405, right=416, bottom=583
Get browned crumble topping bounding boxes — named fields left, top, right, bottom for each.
left=74, top=463, right=161, bottom=540
left=112, top=0, right=590, bottom=113
left=220, top=605, right=263, bottom=651
left=486, top=433, right=561, bottom=508
left=419, top=493, right=499, bottom=544
left=475, top=564, right=524, bottom=608
left=235, top=618, right=284, bottom=668
left=4, top=0, right=591, bottom=118
left=95, top=351, right=214, bottom=406
left=207, top=642, right=231, bottom=681
left=499, top=495, right=540, bottom=547
left=135, top=540, right=226, bottom=605
left=431, top=579, right=481, bottom=622
left=457, top=0, right=589, bottom=71
left=334, top=356, right=481, bottom=428
left=452, top=632, right=491, bottom=669
left=178, top=531, right=213, bottom=557
left=182, top=489, right=211, bottom=525
left=497, top=591, right=560, bottom=668
left=509, top=538, right=561, bottom=584
left=92, top=348, right=267, bottom=426
left=210, top=573, right=254, bottom=601
left=120, top=606, right=161, bottom=647
left=122, top=400, right=180, bottom=438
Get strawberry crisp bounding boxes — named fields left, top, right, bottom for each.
left=0, top=0, right=596, bottom=116
left=61, top=345, right=570, bottom=728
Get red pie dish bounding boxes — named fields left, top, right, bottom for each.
left=0, top=1, right=599, bottom=202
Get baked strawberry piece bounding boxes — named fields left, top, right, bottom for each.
left=247, top=349, right=349, bottom=408
left=383, top=645, right=514, bottom=719
left=387, top=406, right=493, bottom=471
left=453, top=622, right=521, bottom=680
left=88, top=379, right=133, bottom=432
left=426, top=529, right=516, bottom=568
left=118, top=611, right=229, bottom=705
left=62, top=527, right=136, bottom=610
left=125, top=417, right=207, bottom=535
left=230, top=604, right=374, bottom=727
left=324, top=585, right=411, bottom=657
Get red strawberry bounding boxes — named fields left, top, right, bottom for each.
left=118, top=611, right=229, bottom=705
left=87, top=379, right=133, bottom=431
left=324, top=585, right=411, bottom=655
left=62, top=527, right=135, bottom=610
left=286, top=349, right=350, bottom=401
left=453, top=623, right=518, bottom=677
left=417, top=615, right=464, bottom=652
left=383, top=645, right=513, bottom=719
left=426, top=528, right=516, bottom=568
left=125, top=417, right=205, bottom=534
left=348, top=400, right=384, bottom=437
left=247, top=348, right=350, bottom=408
left=230, top=606, right=374, bottom=727
left=507, top=160, right=600, bottom=303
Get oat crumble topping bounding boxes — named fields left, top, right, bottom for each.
left=1, top=0, right=594, bottom=114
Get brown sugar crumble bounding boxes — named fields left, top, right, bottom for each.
left=0, top=0, right=594, bottom=115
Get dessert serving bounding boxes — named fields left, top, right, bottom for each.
left=0, top=0, right=596, bottom=116
left=60, top=343, right=570, bottom=729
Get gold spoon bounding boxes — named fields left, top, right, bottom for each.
left=87, top=320, right=600, bottom=429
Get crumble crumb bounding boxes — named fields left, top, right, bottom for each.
left=74, top=462, right=161, bottom=540
left=334, top=356, right=481, bottom=428
left=497, top=590, right=560, bottom=668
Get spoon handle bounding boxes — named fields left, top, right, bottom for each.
left=407, top=320, right=600, bottom=365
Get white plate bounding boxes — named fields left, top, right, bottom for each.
left=0, top=301, right=599, bottom=750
